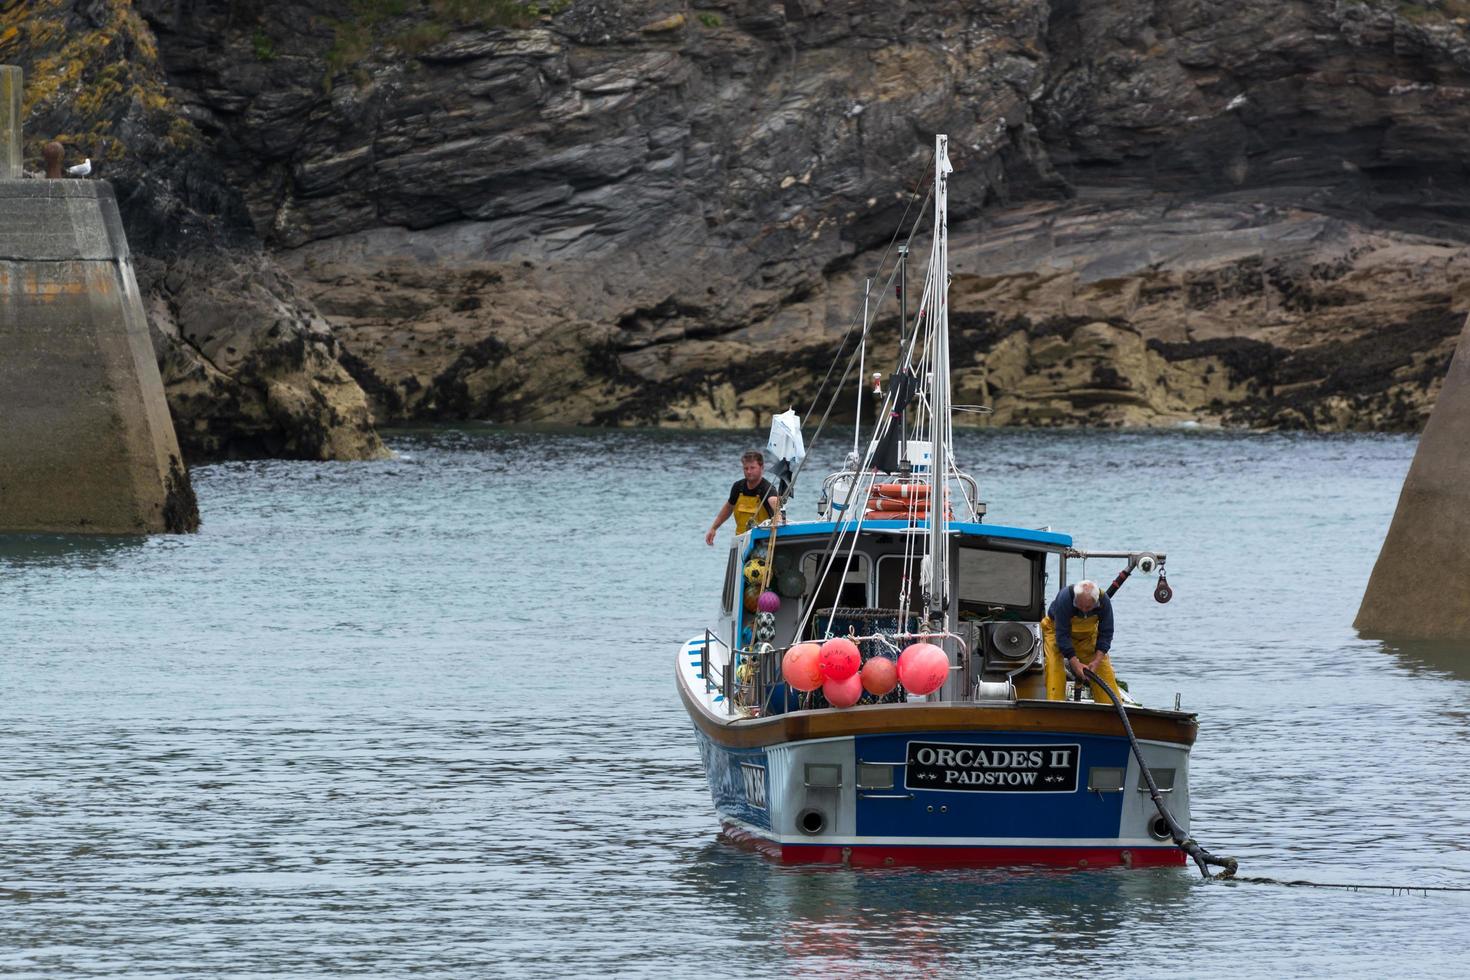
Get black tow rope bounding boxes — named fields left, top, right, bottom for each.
left=1083, top=667, right=1239, bottom=880
left=1081, top=666, right=1470, bottom=893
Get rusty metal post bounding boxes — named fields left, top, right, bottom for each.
left=0, top=65, right=21, bottom=179
left=43, top=141, right=62, bottom=179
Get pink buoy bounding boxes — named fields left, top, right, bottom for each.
left=823, top=671, right=863, bottom=708
left=860, top=656, right=898, bottom=696
left=757, top=590, right=781, bottom=613
left=896, top=642, right=922, bottom=679
left=913, top=645, right=952, bottom=695
left=818, top=638, right=861, bottom=681
left=898, top=642, right=950, bottom=696
left=781, top=643, right=823, bottom=692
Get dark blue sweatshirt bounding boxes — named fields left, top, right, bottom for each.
left=1047, top=587, right=1114, bottom=656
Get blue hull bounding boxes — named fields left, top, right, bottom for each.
left=692, top=721, right=1190, bottom=867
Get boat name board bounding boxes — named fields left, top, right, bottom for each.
left=904, top=741, right=1080, bottom=793
left=739, top=762, right=767, bottom=809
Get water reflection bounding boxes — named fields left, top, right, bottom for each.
left=1371, top=637, right=1470, bottom=682
left=680, top=840, right=1193, bottom=967
left=0, top=532, right=149, bottom=569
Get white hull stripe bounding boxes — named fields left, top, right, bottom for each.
left=720, top=815, right=1172, bottom=850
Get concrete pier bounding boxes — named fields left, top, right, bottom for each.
left=0, top=66, right=198, bottom=534
left=1356, top=315, right=1470, bottom=639
left=1, top=67, right=19, bottom=179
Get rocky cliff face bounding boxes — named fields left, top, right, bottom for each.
left=8, top=0, right=1470, bottom=452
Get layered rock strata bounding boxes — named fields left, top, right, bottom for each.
left=8, top=0, right=1470, bottom=446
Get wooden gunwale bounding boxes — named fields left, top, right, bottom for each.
left=678, top=670, right=1198, bottom=749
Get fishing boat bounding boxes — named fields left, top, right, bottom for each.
left=677, top=136, right=1200, bottom=869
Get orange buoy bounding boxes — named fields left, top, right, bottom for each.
left=781, top=643, right=823, bottom=691
left=861, top=656, right=898, bottom=696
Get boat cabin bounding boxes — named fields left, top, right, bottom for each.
left=715, top=520, right=1079, bottom=713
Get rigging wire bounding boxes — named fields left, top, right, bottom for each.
left=789, top=182, right=956, bottom=639
left=796, top=150, right=938, bottom=461
left=780, top=250, right=908, bottom=504
left=784, top=146, right=978, bottom=645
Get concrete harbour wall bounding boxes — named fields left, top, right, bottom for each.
left=0, top=177, right=198, bottom=533
left=1356, top=315, right=1470, bottom=639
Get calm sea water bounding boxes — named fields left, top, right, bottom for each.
left=1, top=426, right=1467, bottom=977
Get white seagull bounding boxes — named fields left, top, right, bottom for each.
left=66, top=158, right=92, bottom=177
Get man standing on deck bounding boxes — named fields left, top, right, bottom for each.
left=1041, top=580, right=1121, bottom=701
left=705, top=450, right=783, bottom=545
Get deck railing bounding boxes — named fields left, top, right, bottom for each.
left=818, top=470, right=984, bottom=522
left=723, top=625, right=977, bottom=716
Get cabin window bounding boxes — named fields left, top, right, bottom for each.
left=957, top=547, right=1036, bottom=612
left=876, top=555, right=923, bottom=610
left=802, top=553, right=869, bottom=610
left=721, top=547, right=738, bottom=614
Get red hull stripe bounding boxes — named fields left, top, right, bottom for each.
left=722, top=825, right=1185, bottom=869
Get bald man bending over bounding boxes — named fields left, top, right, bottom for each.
left=1041, top=580, right=1121, bottom=702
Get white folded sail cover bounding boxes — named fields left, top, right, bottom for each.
left=766, top=410, right=805, bottom=466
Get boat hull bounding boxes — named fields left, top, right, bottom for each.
left=681, top=671, right=1196, bottom=869
left=720, top=822, right=1185, bottom=868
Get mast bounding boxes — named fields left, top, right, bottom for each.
left=854, top=277, right=870, bottom=459
left=897, top=243, right=909, bottom=467
left=925, top=134, right=953, bottom=624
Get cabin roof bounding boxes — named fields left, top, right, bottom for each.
left=746, top=520, right=1072, bottom=549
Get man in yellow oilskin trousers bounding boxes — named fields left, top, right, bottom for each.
left=705, top=450, right=784, bottom=545
left=1042, top=580, right=1120, bottom=701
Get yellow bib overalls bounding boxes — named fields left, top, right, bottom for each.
left=1041, top=612, right=1119, bottom=702
left=732, top=489, right=773, bottom=534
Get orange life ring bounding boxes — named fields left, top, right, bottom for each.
left=872, top=483, right=929, bottom=498
left=862, top=508, right=951, bottom=522
left=868, top=496, right=928, bottom=512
